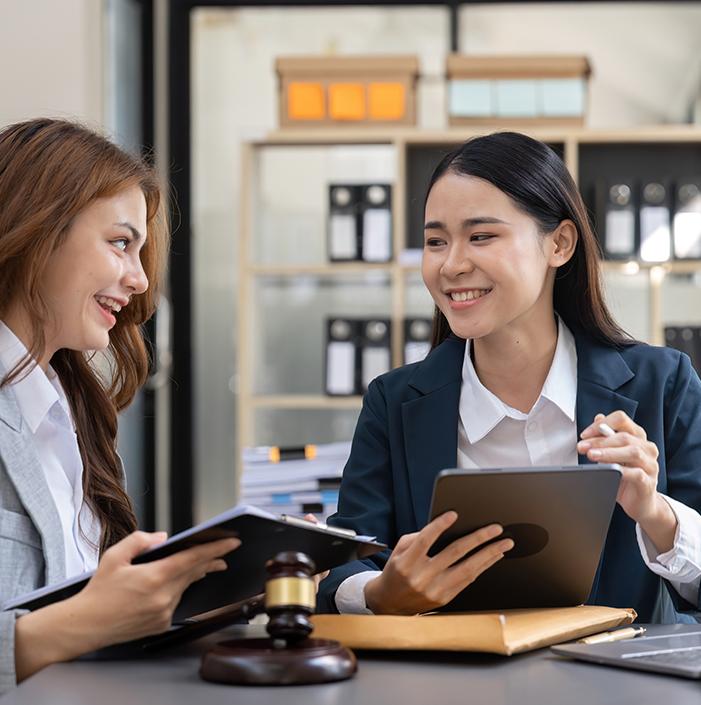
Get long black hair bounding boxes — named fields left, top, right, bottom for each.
left=425, top=132, right=631, bottom=349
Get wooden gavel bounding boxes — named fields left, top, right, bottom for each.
left=199, top=550, right=357, bottom=685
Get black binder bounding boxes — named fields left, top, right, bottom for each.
left=596, top=179, right=637, bottom=259
left=665, top=325, right=701, bottom=375
left=673, top=179, right=701, bottom=260
left=3, top=506, right=385, bottom=623
left=360, top=318, right=391, bottom=392
left=324, top=318, right=359, bottom=396
left=328, top=184, right=361, bottom=262
left=360, top=184, right=392, bottom=262
left=639, top=180, right=671, bottom=262
left=404, top=317, right=432, bottom=364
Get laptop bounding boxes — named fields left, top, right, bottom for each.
left=428, top=465, right=621, bottom=611
left=551, top=625, right=701, bottom=679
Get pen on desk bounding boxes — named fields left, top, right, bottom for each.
left=578, top=626, right=646, bottom=645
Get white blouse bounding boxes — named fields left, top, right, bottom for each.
left=0, top=321, right=100, bottom=577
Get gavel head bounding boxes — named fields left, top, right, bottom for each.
left=264, top=551, right=316, bottom=645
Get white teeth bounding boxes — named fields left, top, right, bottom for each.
left=95, top=295, right=122, bottom=313
left=450, top=289, right=490, bottom=302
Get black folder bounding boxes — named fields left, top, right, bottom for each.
left=3, top=505, right=385, bottom=623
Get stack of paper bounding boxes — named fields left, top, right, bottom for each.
left=240, top=441, right=351, bottom=519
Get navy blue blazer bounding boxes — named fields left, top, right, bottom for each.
left=318, top=330, right=701, bottom=621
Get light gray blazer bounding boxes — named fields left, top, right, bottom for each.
left=0, top=367, right=67, bottom=693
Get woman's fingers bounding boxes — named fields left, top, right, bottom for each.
left=403, top=511, right=458, bottom=560
left=580, top=410, right=646, bottom=440
left=438, top=538, right=513, bottom=600
left=581, top=439, right=656, bottom=470
left=152, top=537, right=240, bottom=580
left=101, top=530, right=168, bottom=567
left=428, top=523, right=505, bottom=573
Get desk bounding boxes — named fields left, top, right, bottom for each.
left=2, top=625, right=699, bottom=705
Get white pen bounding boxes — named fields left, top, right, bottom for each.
left=598, top=422, right=616, bottom=437
left=578, top=626, right=646, bottom=644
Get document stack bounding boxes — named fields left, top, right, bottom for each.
left=240, top=441, right=351, bottom=520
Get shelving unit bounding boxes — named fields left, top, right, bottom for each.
left=238, top=126, right=701, bottom=449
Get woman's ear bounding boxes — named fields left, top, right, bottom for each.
left=548, top=219, right=578, bottom=267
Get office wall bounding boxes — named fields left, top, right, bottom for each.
left=0, top=0, right=104, bottom=127
left=0, top=0, right=155, bottom=523
left=459, top=3, right=701, bottom=126
left=191, top=3, right=701, bottom=522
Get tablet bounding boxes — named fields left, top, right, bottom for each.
left=428, top=465, right=621, bottom=612
left=3, top=505, right=385, bottom=622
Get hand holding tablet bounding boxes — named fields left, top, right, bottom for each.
left=364, top=512, right=514, bottom=615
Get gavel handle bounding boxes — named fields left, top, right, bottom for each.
left=141, top=594, right=266, bottom=653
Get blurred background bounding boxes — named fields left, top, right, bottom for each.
left=2, top=0, right=700, bottom=533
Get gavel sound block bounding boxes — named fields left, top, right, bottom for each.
left=200, top=551, right=357, bottom=685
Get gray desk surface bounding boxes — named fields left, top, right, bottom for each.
left=2, top=625, right=700, bottom=705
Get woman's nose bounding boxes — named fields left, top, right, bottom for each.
left=124, top=257, right=149, bottom=295
left=441, top=245, right=475, bottom=277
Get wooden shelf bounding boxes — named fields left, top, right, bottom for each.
left=260, top=125, right=701, bottom=147
left=239, top=126, right=701, bottom=447
left=251, top=395, right=364, bottom=410
left=602, top=260, right=701, bottom=274
left=250, top=263, right=394, bottom=276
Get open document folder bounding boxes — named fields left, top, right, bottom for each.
left=3, top=505, right=385, bottom=623
left=312, top=606, right=637, bottom=656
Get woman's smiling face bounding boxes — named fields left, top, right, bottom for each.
left=37, top=185, right=149, bottom=357
left=421, top=172, right=558, bottom=342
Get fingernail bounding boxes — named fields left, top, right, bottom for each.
left=490, top=524, right=504, bottom=536
left=589, top=449, right=602, bottom=459
left=577, top=441, right=591, bottom=451
left=504, top=540, right=514, bottom=551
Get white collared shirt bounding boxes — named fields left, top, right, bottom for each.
left=0, top=321, right=100, bottom=577
left=335, top=319, right=701, bottom=614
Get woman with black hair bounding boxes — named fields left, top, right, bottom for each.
left=317, top=132, right=701, bottom=622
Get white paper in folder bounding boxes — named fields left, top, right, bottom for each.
left=326, top=340, right=355, bottom=395
left=362, top=208, right=391, bottom=262
left=329, top=213, right=357, bottom=260
left=640, top=205, right=671, bottom=262
left=362, top=346, right=391, bottom=390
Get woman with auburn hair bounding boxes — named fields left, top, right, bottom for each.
left=318, top=132, right=701, bottom=622
left=0, top=118, right=238, bottom=691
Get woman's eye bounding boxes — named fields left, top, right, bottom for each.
left=112, top=238, right=129, bottom=252
left=471, top=233, right=494, bottom=242
left=425, top=238, right=445, bottom=247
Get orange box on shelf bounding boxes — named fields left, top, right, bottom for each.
left=288, top=82, right=325, bottom=120
left=276, top=55, right=418, bottom=128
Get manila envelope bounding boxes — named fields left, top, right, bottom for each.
left=312, top=605, right=637, bottom=656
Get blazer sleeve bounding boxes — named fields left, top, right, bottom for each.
left=662, top=351, right=701, bottom=614
left=0, top=609, right=28, bottom=695
left=317, top=378, right=396, bottom=613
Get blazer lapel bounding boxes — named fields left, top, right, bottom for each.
left=574, top=331, right=638, bottom=463
left=573, top=331, right=638, bottom=603
left=0, top=382, right=66, bottom=585
left=402, top=337, right=465, bottom=527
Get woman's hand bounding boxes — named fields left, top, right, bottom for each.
left=363, top=511, right=513, bottom=615
left=578, top=411, right=677, bottom=552
left=15, top=530, right=240, bottom=681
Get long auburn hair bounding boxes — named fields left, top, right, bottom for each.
left=0, top=118, right=169, bottom=553
left=425, top=132, right=631, bottom=349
